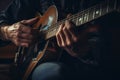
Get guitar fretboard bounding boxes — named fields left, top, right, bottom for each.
left=44, top=0, right=120, bottom=40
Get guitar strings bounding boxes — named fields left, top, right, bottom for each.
left=42, top=0, right=115, bottom=38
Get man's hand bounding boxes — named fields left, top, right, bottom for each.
left=1, top=17, right=39, bottom=47
left=56, top=20, right=99, bottom=57
left=56, top=20, right=80, bottom=57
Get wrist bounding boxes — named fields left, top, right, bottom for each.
left=0, top=25, right=10, bottom=40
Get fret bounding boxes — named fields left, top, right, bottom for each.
left=75, top=14, right=79, bottom=26
left=71, top=15, right=76, bottom=24
left=74, top=13, right=80, bottom=26
left=83, top=10, right=89, bottom=23
left=77, top=13, right=84, bottom=25
left=94, top=4, right=101, bottom=19
left=106, top=0, right=109, bottom=13
left=88, top=7, right=95, bottom=22
left=87, top=9, right=90, bottom=22
left=100, top=1, right=108, bottom=16
left=70, top=16, right=75, bottom=25
left=99, top=3, right=102, bottom=16
left=92, top=7, right=95, bottom=19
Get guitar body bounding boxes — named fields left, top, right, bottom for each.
left=16, top=5, right=60, bottom=80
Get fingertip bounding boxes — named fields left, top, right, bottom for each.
left=21, top=43, right=29, bottom=47
left=57, top=24, right=63, bottom=34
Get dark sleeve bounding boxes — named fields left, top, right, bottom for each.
left=0, top=0, right=36, bottom=45
left=0, top=0, right=54, bottom=33
left=0, top=39, right=10, bottom=47
left=0, top=0, right=54, bottom=25
left=0, top=0, right=54, bottom=46
left=0, top=0, right=35, bottom=24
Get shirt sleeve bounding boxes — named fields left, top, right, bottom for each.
left=0, top=0, right=54, bottom=44
left=0, top=0, right=54, bottom=25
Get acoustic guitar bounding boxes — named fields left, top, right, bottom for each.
left=14, top=0, right=120, bottom=80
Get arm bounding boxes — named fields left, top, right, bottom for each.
left=0, top=0, right=54, bottom=47
left=0, top=0, right=39, bottom=47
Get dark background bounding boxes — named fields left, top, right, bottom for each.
left=0, top=0, right=12, bottom=11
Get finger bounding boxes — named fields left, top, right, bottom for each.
left=13, top=39, right=29, bottom=47
left=17, top=32, right=33, bottom=40
left=65, top=20, right=78, bottom=42
left=18, top=38, right=31, bottom=44
left=56, top=24, right=66, bottom=47
left=56, top=24, right=64, bottom=47
left=65, top=20, right=74, bottom=29
left=56, top=23, right=64, bottom=35
left=62, top=26, right=73, bottom=46
left=14, top=38, right=31, bottom=47
left=56, top=33, right=62, bottom=47
left=19, top=24, right=32, bottom=33
left=59, top=29, right=67, bottom=47
left=20, top=17, right=39, bottom=26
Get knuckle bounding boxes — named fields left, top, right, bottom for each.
left=56, top=33, right=59, bottom=36
left=15, top=23, right=21, bottom=29
left=66, top=41, right=71, bottom=46
left=15, top=41, right=19, bottom=46
left=16, top=32, right=20, bottom=37
left=62, top=27, right=66, bottom=31
left=59, top=29, right=63, bottom=34
left=73, top=37, right=78, bottom=42
left=66, top=24, right=71, bottom=30
left=61, top=43, right=66, bottom=47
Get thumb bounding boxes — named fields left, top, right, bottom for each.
left=20, top=17, right=39, bottom=26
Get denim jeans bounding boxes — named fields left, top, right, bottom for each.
left=32, top=62, right=72, bottom=80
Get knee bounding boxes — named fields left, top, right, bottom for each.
left=32, top=62, right=63, bottom=80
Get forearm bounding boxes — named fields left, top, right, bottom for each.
left=0, top=24, right=9, bottom=40
left=0, top=23, right=17, bottom=41
left=0, top=24, right=12, bottom=46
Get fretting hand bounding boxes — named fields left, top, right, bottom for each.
left=56, top=20, right=99, bottom=58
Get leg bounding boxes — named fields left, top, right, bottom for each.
left=32, top=62, right=71, bottom=80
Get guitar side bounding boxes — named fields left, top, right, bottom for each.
left=22, top=5, right=58, bottom=80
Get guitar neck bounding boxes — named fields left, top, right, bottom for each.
left=44, top=0, right=120, bottom=40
